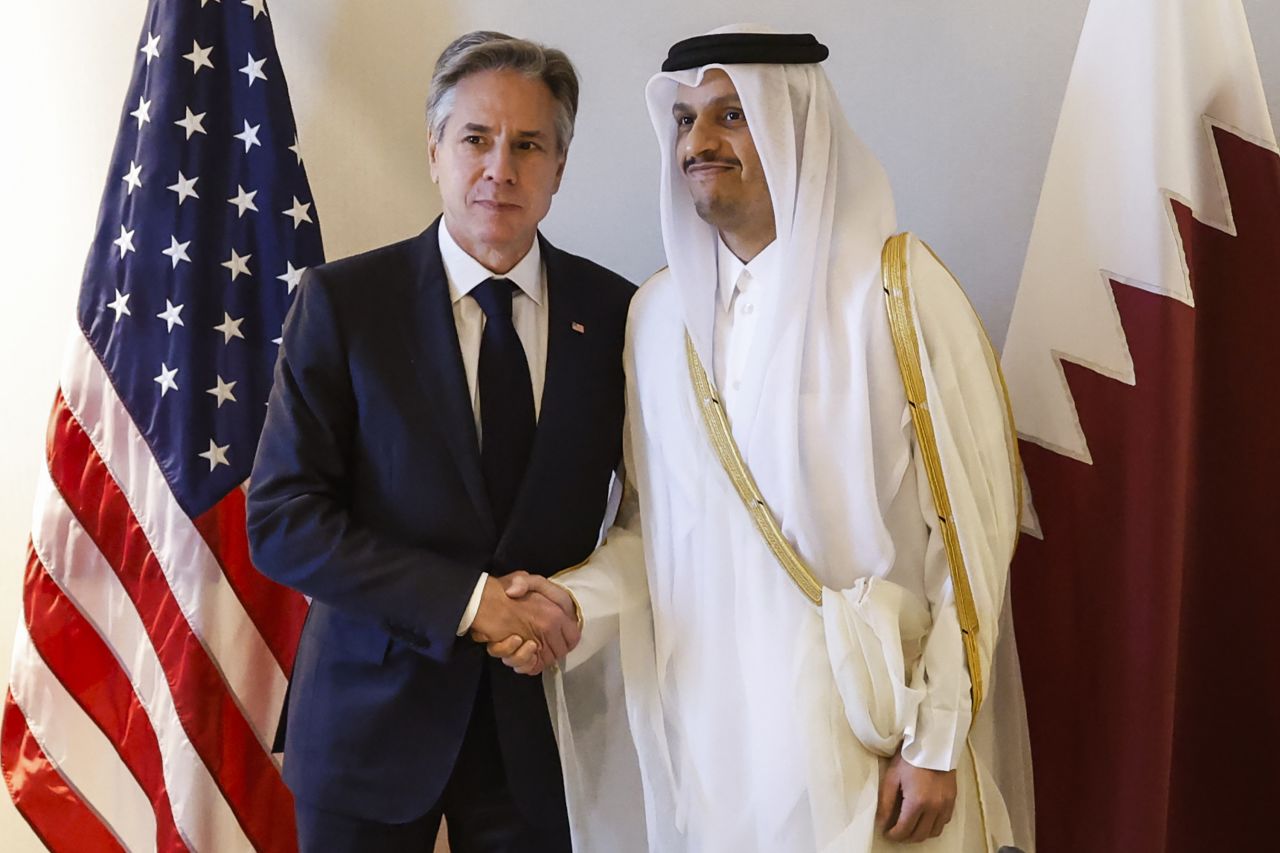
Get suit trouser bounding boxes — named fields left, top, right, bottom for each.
left=294, top=670, right=572, bottom=853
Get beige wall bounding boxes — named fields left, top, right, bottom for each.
left=1, top=1, right=1277, bottom=848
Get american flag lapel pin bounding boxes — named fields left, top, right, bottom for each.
left=571, top=321, right=586, bottom=334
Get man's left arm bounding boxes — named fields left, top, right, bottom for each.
left=877, top=423, right=970, bottom=842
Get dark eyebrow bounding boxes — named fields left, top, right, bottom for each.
left=461, top=122, right=491, bottom=134
left=672, top=95, right=744, bottom=115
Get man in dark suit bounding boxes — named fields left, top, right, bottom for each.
left=246, top=31, right=633, bottom=852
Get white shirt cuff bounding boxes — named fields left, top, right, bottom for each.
left=455, top=572, right=489, bottom=636
left=901, top=701, right=966, bottom=772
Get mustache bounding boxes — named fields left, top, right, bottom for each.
left=682, top=153, right=741, bottom=172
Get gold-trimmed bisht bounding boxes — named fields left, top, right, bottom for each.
left=684, top=235, right=1014, bottom=847
left=684, top=334, right=825, bottom=606
left=682, top=233, right=998, bottom=720
left=881, top=231, right=986, bottom=717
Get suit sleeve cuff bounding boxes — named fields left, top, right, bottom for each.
left=455, top=572, right=488, bottom=636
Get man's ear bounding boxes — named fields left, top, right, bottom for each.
left=427, top=134, right=439, bottom=184
left=551, top=152, right=567, bottom=194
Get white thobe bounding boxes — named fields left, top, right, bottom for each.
left=550, top=268, right=978, bottom=853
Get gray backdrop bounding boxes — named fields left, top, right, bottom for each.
left=271, top=0, right=1280, bottom=347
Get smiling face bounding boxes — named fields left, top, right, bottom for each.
left=672, top=69, right=775, bottom=258
left=429, top=68, right=567, bottom=272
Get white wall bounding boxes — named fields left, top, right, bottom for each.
left=1, top=2, right=1277, bottom=849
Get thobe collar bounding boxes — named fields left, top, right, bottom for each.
left=716, top=236, right=780, bottom=312
left=439, top=218, right=544, bottom=306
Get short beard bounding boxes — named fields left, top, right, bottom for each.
left=692, top=194, right=744, bottom=231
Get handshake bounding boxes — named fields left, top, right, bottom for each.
left=468, top=571, right=581, bottom=676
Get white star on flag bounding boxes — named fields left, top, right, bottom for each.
left=198, top=439, right=231, bottom=471
left=234, top=120, right=262, bottom=153
left=206, top=376, right=238, bottom=408
left=130, top=97, right=151, bottom=128
left=175, top=107, right=208, bottom=139
left=240, top=54, right=267, bottom=86
left=112, top=225, right=136, bottom=259
left=162, top=236, right=193, bottom=268
left=183, top=40, right=214, bottom=75
left=107, top=289, right=131, bottom=321
left=157, top=299, right=185, bottom=332
left=227, top=185, right=258, bottom=217
left=277, top=262, right=306, bottom=293
left=222, top=249, right=252, bottom=281
left=282, top=197, right=313, bottom=229
left=167, top=171, right=200, bottom=205
left=140, top=32, right=161, bottom=65
left=214, top=312, right=246, bottom=343
left=154, top=363, right=179, bottom=396
left=288, top=134, right=302, bottom=165
left=122, top=161, right=143, bottom=194
left=243, top=0, right=268, bottom=20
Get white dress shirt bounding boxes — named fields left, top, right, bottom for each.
left=438, top=220, right=549, bottom=634
left=712, top=237, right=781, bottom=427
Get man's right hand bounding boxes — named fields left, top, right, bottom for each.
left=468, top=573, right=579, bottom=674
left=480, top=572, right=581, bottom=676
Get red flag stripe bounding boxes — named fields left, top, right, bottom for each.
left=60, top=333, right=288, bottom=741
left=193, top=487, right=308, bottom=674
left=20, top=542, right=188, bottom=851
left=46, top=394, right=298, bottom=853
left=1, top=690, right=127, bottom=853
left=5, top=616, right=159, bottom=848
left=29, top=458, right=250, bottom=850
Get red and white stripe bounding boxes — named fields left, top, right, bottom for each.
left=2, top=328, right=309, bottom=851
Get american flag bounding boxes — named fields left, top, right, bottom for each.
left=1, top=1, right=318, bottom=849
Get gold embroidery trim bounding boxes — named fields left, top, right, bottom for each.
left=551, top=558, right=592, bottom=630
left=684, top=334, right=824, bottom=605
left=881, top=232, right=984, bottom=715
left=549, top=579, right=586, bottom=630
left=917, top=242, right=1025, bottom=547
left=966, top=739, right=994, bottom=852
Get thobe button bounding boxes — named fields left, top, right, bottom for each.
left=742, top=302, right=754, bottom=315
left=733, top=380, right=742, bottom=390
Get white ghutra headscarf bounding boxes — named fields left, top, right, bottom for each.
left=646, top=23, right=906, bottom=592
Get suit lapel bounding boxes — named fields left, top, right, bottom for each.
left=402, top=219, right=495, bottom=537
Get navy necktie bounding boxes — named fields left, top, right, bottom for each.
left=471, top=277, right=536, bottom=529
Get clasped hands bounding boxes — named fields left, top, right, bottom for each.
left=468, top=571, right=579, bottom=676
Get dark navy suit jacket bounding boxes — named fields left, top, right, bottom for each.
left=246, top=218, right=633, bottom=827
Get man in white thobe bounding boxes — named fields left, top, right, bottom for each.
left=484, top=25, right=1034, bottom=853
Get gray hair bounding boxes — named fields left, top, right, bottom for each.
left=426, top=31, right=580, bottom=154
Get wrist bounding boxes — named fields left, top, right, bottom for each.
left=471, top=576, right=509, bottom=636
left=550, top=579, right=584, bottom=630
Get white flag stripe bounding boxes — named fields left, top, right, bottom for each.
left=8, top=622, right=153, bottom=852
left=60, top=330, right=287, bottom=746
left=1001, top=0, right=1277, bottom=461
left=30, top=465, right=253, bottom=852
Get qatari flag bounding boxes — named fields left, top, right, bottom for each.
left=1, top=0, right=317, bottom=849
left=1002, top=0, right=1279, bottom=850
